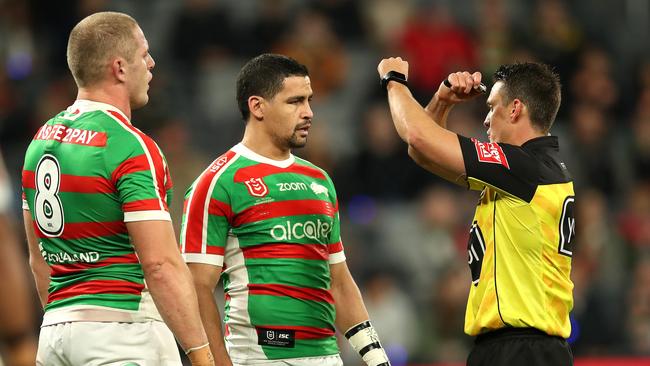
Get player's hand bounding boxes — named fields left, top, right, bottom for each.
left=187, top=344, right=215, bottom=366
left=437, top=71, right=485, bottom=104
left=377, top=57, right=409, bottom=81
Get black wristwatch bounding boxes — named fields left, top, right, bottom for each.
left=380, top=71, right=408, bottom=91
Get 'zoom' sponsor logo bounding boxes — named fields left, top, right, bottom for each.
left=276, top=182, right=308, bottom=192
left=270, top=219, right=331, bottom=241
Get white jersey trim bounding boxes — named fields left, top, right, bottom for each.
left=182, top=253, right=224, bottom=266
left=42, top=303, right=163, bottom=326
left=232, top=143, right=295, bottom=168
left=223, top=236, right=267, bottom=361
left=180, top=154, right=240, bottom=254
left=70, top=99, right=131, bottom=123
left=328, top=251, right=346, bottom=264
left=124, top=210, right=171, bottom=222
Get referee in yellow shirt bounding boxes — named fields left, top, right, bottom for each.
left=376, top=59, right=574, bottom=365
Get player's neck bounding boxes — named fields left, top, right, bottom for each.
left=241, top=128, right=292, bottom=161
left=76, top=84, right=132, bottom=120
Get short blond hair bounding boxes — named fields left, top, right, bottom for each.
left=66, top=12, right=139, bottom=88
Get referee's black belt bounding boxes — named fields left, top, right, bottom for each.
left=475, top=327, right=565, bottom=345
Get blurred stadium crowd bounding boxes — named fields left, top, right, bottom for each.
left=1, top=0, right=650, bottom=364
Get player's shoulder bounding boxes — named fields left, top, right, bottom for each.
left=519, top=136, right=571, bottom=184
left=292, top=156, right=331, bottom=180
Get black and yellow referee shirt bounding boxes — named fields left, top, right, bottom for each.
left=458, top=135, right=575, bottom=338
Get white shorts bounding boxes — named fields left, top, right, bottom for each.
left=233, top=354, right=343, bottom=366
left=36, top=321, right=182, bottom=366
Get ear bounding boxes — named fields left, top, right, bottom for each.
left=111, top=57, right=128, bottom=83
left=248, top=96, right=264, bottom=120
left=510, top=99, right=524, bottom=122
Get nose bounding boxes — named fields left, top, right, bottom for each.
left=483, top=116, right=490, bottom=128
left=148, top=54, right=156, bottom=70
left=303, top=102, right=314, bottom=120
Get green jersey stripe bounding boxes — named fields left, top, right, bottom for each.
left=32, top=220, right=126, bottom=240
left=49, top=253, right=138, bottom=276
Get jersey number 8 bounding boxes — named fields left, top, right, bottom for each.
left=34, top=154, right=64, bottom=237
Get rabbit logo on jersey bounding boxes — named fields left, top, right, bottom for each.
left=244, top=177, right=269, bottom=197
left=270, top=219, right=331, bottom=241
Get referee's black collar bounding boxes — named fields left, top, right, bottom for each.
left=521, top=135, right=559, bottom=151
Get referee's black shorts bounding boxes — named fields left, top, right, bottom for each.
left=467, top=327, right=573, bottom=366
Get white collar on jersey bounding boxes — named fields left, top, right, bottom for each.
left=69, top=100, right=131, bottom=124
left=232, top=143, right=295, bottom=168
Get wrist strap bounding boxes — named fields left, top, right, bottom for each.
left=345, top=321, right=390, bottom=366
left=185, top=342, right=210, bottom=355
left=380, top=71, right=408, bottom=91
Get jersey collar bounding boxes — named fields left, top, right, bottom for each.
left=232, top=143, right=295, bottom=168
left=522, top=135, right=559, bottom=151
left=69, top=100, right=131, bottom=124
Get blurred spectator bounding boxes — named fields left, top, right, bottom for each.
left=626, top=254, right=650, bottom=355
left=313, top=0, right=365, bottom=43
left=239, top=0, right=291, bottom=57
left=564, top=103, right=621, bottom=196
left=0, top=150, right=37, bottom=366
left=618, top=182, right=650, bottom=249
left=571, top=189, right=627, bottom=354
left=398, top=2, right=477, bottom=101
left=569, top=46, right=618, bottom=113
left=428, top=263, right=472, bottom=362
left=360, top=0, right=413, bottom=51
left=528, top=0, right=583, bottom=81
left=335, top=102, right=435, bottom=202
left=349, top=270, right=418, bottom=366
left=273, top=8, right=348, bottom=99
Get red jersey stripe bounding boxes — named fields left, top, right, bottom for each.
left=33, top=220, right=126, bottom=240
left=110, top=155, right=150, bottom=184
left=123, top=198, right=167, bottom=212
left=50, top=253, right=139, bottom=276
left=22, top=170, right=115, bottom=194
left=183, top=151, right=237, bottom=254
left=255, top=325, right=335, bottom=340
left=208, top=198, right=234, bottom=222
left=233, top=200, right=335, bottom=227
left=206, top=245, right=225, bottom=255
left=328, top=241, right=343, bottom=254
left=48, top=279, right=144, bottom=303
left=233, top=163, right=325, bottom=182
left=242, top=243, right=328, bottom=260
left=248, top=283, right=333, bottom=304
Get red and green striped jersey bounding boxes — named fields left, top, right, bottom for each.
left=180, top=143, right=345, bottom=362
left=21, top=100, right=173, bottom=325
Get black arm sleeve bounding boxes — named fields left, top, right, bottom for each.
left=458, top=135, right=538, bottom=202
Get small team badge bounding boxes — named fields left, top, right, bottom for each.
left=310, top=182, right=328, bottom=195
left=244, top=177, right=269, bottom=197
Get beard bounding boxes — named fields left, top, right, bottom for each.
left=272, top=121, right=310, bottom=150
